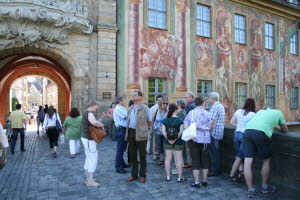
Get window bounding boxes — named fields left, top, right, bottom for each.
left=290, top=32, right=298, bottom=55
left=266, top=85, right=275, bottom=108
left=148, top=0, right=167, bottom=29
left=287, top=0, right=298, bottom=4
left=197, top=80, right=212, bottom=108
left=197, top=4, right=211, bottom=37
left=235, top=14, right=246, bottom=44
left=265, top=23, right=275, bottom=50
left=291, top=87, right=299, bottom=108
left=148, top=78, right=167, bottom=107
left=235, top=83, right=247, bottom=108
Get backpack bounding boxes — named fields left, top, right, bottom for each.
left=166, top=118, right=179, bottom=140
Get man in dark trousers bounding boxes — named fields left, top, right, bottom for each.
left=9, top=104, right=27, bottom=154
left=126, top=91, right=151, bottom=183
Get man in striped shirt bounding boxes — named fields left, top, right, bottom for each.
left=113, top=96, right=129, bottom=174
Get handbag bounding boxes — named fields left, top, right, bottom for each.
left=59, top=133, right=65, bottom=144
left=55, top=113, right=62, bottom=132
left=0, top=143, right=7, bottom=170
left=181, top=111, right=197, bottom=141
left=166, top=118, right=179, bottom=140
left=89, top=126, right=106, bottom=144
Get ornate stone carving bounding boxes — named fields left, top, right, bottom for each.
left=0, top=1, right=92, bottom=49
left=1, top=0, right=88, bottom=17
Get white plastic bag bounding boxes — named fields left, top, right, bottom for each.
left=182, top=111, right=197, bottom=142
left=59, top=133, right=65, bottom=144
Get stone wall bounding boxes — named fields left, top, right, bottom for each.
left=221, top=126, right=300, bottom=198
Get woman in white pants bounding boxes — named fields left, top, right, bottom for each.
left=81, top=100, right=106, bottom=187
left=63, top=108, right=82, bottom=158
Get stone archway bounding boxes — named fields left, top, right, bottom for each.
left=0, top=52, right=75, bottom=125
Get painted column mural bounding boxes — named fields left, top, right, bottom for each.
left=215, top=7, right=232, bottom=113
left=127, top=0, right=140, bottom=89
left=249, top=17, right=264, bottom=108
left=175, top=0, right=187, bottom=92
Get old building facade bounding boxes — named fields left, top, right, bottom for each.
left=0, top=0, right=118, bottom=125
left=117, top=0, right=300, bottom=122
left=0, top=0, right=299, bottom=125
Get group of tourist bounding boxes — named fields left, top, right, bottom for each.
left=0, top=89, right=289, bottom=199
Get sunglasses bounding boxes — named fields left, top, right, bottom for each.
left=163, top=103, right=168, bottom=105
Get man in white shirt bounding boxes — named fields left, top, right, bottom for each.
left=147, top=95, right=163, bottom=159
left=114, top=96, right=129, bottom=174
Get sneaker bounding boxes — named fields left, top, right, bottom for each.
left=178, top=177, right=187, bottom=182
left=261, top=185, right=277, bottom=194
left=247, top=188, right=256, bottom=199
left=165, top=176, right=171, bottom=181
left=201, top=181, right=208, bottom=187
left=171, top=169, right=178, bottom=175
left=190, top=182, right=200, bottom=188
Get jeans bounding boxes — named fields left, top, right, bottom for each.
left=233, top=131, right=244, bottom=158
left=210, top=136, right=221, bottom=174
left=10, top=128, right=25, bottom=151
left=115, top=127, right=128, bottom=170
left=128, top=129, right=147, bottom=178
left=155, top=134, right=164, bottom=154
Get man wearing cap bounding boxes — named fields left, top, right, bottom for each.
left=126, top=91, right=152, bottom=183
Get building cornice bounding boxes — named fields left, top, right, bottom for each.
left=229, top=0, right=300, bottom=20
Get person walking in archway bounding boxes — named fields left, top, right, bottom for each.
left=63, top=108, right=82, bottom=158
left=43, top=106, right=62, bottom=157
left=37, top=106, right=44, bottom=135
left=9, top=104, right=27, bottom=155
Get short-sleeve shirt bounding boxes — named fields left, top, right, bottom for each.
left=9, top=110, right=27, bottom=129
left=162, top=117, right=184, bottom=145
left=246, top=108, right=286, bottom=138
left=210, top=101, right=225, bottom=140
left=234, top=109, right=256, bottom=133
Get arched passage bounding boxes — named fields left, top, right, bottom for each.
left=0, top=55, right=72, bottom=125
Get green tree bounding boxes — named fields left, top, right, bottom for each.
left=11, top=97, right=19, bottom=111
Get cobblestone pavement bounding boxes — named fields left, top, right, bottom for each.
left=0, top=131, right=297, bottom=200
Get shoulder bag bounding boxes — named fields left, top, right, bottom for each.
left=55, top=113, right=62, bottom=132
left=89, top=126, right=106, bottom=144
left=181, top=111, right=197, bottom=141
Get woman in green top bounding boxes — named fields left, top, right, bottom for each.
left=162, top=103, right=186, bottom=182
left=63, top=108, right=82, bottom=158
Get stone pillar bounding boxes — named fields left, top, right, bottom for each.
left=175, top=0, right=187, bottom=92
left=97, top=0, right=118, bottom=113
left=127, top=0, right=140, bottom=90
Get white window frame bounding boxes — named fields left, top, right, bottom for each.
left=290, top=32, right=298, bottom=55
left=265, top=23, right=275, bottom=50
left=147, top=0, right=167, bottom=30
left=235, top=14, right=246, bottom=44
left=197, top=4, right=211, bottom=37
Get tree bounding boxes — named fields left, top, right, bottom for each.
left=11, top=97, right=19, bottom=111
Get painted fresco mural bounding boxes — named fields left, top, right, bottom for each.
left=121, top=0, right=300, bottom=122
left=264, top=50, right=277, bottom=83
left=233, top=45, right=249, bottom=80
left=139, top=27, right=181, bottom=79
left=195, top=38, right=215, bottom=77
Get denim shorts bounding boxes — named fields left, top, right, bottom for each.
left=233, top=131, right=244, bottom=158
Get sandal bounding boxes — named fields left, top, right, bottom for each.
left=157, top=161, right=164, bottom=166
left=165, top=176, right=171, bottom=181
left=237, top=171, right=244, bottom=182
left=190, top=182, right=200, bottom=188
left=228, top=176, right=238, bottom=182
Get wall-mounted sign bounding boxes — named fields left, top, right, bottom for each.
left=103, top=92, right=111, bottom=99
